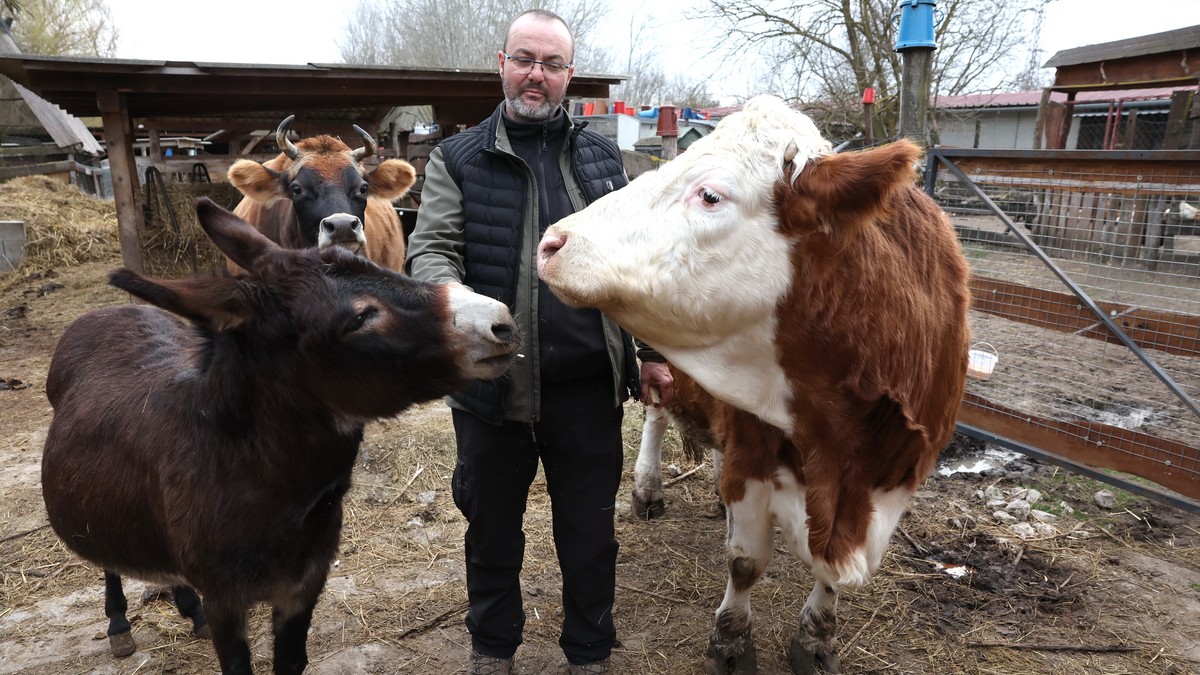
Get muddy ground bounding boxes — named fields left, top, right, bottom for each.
left=2, top=237, right=1199, bottom=674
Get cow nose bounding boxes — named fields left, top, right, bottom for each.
left=537, top=231, right=567, bottom=261
left=321, top=214, right=364, bottom=242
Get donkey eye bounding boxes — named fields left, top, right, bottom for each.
left=346, top=308, right=376, bottom=333
left=700, top=187, right=722, bottom=205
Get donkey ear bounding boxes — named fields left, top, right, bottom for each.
left=109, top=270, right=254, bottom=331
left=793, top=140, right=922, bottom=222
left=195, top=197, right=278, bottom=271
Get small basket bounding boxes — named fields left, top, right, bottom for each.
left=967, top=342, right=998, bottom=380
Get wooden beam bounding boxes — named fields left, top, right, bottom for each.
left=959, top=392, right=1199, bottom=500
left=97, top=90, right=144, bottom=273
left=1163, top=89, right=1194, bottom=150
left=970, top=276, right=1200, bottom=358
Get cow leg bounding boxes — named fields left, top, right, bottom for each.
left=711, top=448, right=726, bottom=516
left=271, top=572, right=327, bottom=675
left=204, top=596, right=253, bottom=675
left=705, top=479, right=773, bottom=674
left=172, top=585, right=211, bottom=639
left=787, top=582, right=842, bottom=674
left=103, top=570, right=136, bottom=658
left=633, top=405, right=670, bottom=519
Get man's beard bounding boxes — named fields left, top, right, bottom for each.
left=503, top=80, right=561, bottom=122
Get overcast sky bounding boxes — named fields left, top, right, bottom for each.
left=103, top=0, right=1200, bottom=103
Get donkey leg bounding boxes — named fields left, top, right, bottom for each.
left=172, top=584, right=211, bottom=639
left=204, top=595, right=253, bottom=675
left=103, top=570, right=136, bottom=658
left=271, top=572, right=328, bottom=675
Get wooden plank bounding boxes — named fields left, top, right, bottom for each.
left=97, top=90, right=144, bottom=274
left=0, top=160, right=76, bottom=180
left=1164, top=90, right=1194, bottom=149
left=958, top=392, right=1199, bottom=500
left=970, top=276, right=1200, bottom=357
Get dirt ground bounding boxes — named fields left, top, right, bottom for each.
left=2, top=195, right=1200, bottom=674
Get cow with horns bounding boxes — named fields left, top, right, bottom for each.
left=226, top=116, right=416, bottom=272
left=537, top=95, right=970, bottom=674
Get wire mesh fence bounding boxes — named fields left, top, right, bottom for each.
left=926, top=148, right=1200, bottom=508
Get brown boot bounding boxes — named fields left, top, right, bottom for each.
left=469, top=650, right=514, bottom=675
left=567, top=656, right=611, bottom=674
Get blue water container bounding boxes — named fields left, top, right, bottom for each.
left=893, top=0, right=938, bottom=51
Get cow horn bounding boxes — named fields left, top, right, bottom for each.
left=350, top=125, right=377, bottom=162
left=276, top=115, right=300, bottom=160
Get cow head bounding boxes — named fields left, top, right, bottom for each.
left=536, top=95, right=837, bottom=349
left=228, top=116, right=416, bottom=255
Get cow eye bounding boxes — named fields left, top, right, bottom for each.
left=700, top=187, right=722, bottom=205
left=290, top=183, right=303, bottom=197
left=357, top=182, right=370, bottom=196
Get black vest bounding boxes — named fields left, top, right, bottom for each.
left=437, top=104, right=637, bottom=423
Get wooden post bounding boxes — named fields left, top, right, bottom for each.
left=148, top=129, right=162, bottom=167
left=1032, top=87, right=1053, bottom=150
left=1163, top=89, right=1194, bottom=149
left=898, top=48, right=933, bottom=142
left=98, top=90, right=144, bottom=273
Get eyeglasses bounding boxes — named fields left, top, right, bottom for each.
left=503, top=53, right=573, bottom=76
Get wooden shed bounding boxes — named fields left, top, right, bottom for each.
left=0, top=54, right=623, bottom=272
left=1035, top=25, right=1200, bottom=150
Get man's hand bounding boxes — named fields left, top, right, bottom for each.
left=640, top=361, right=674, bottom=407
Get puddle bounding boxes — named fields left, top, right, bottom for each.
left=937, top=447, right=1023, bottom=476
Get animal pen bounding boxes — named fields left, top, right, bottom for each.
left=925, top=148, right=1200, bottom=512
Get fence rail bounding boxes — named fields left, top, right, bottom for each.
left=926, top=147, right=1200, bottom=512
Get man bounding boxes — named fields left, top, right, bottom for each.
left=405, top=9, right=672, bottom=675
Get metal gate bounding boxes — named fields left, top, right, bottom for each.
left=925, top=148, right=1200, bottom=512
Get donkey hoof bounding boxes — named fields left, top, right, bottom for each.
left=109, top=630, right=136, bottom=658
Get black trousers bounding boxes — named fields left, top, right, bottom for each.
left=451, top=375, right=623, bottom=665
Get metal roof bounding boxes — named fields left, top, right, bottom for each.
left=935, top=86, right=1197, bottom=110
left=1044, top=24, right=1200, bottom=69
left=0, top=54, right=624, bottom=136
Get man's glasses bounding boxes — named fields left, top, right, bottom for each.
left=504, top=53, right=572, bottom=76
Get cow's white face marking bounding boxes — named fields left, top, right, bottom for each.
left=537, top=95, right=831, bottom=431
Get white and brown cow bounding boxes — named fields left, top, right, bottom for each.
left=226, top=116, right=415, bottom=273
left=537, top=95, right=970, bottom=674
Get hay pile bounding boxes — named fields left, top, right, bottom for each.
left=139, top=180, right=243, bottom=278
left=0, top=175, right=120, bottom=271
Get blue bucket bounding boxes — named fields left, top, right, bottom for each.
left=893, top=0, right=939, bottom=51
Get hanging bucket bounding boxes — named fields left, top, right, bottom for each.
left=967, top=342, right=999, bottom=380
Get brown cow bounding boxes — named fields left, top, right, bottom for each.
left=42, top=198, right=519, bottom=674
left=226, top=116, right=415, bottom=272
left=536, top=95, right=970, bottom=674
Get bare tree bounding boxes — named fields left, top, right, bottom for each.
left=6, top=0, right=118, bottom=57
left=703, top=0, right=1050, bottom=140
left=339, top=0, right=611, bottom=70
left=589, top=13, right=718, bottom=110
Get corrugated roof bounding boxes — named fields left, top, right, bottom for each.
left=935, top=86, right=1196, bottom=110
left=1, top=25, right=103, bottom=154
left=1044, top=24, right=1200, bottom=68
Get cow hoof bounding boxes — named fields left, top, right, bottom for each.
left=109, top=631, right=136, bottom=658
left=632, top=491, right=665, bottom=520
left=787, top=635, right=840, bottom=674
left=704, top=628, right=757, bottom=674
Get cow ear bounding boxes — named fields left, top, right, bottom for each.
left=228, top=158, right=285, bottom=203
left=195, top=197, right=279, bottom=271
left=109, top=270, right=253, bottom=331
left=369, top=159, right=417, bottom=200
left=793, top=139, right=922, bottom=222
